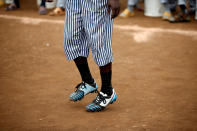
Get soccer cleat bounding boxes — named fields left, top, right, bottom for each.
left=119, top=8, right=135, bottom=18
left=86, top=88, right=117, bottom=112
left=162, top=11, right=172, bottom=20
left=69, top=81, right=98, bottom=101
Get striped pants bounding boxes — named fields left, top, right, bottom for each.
left=64, top=0, right=113, bottom=66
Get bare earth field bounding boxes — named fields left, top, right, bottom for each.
left=0, top=0, right=197, bottom=131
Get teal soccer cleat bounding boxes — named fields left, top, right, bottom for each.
left=69, top=81, right=98, bottom=101
left=86, top=88, right=117, bottom=112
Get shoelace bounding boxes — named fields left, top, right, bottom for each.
left=94, top=93, right=107, bottom=105
left=75, top=82, right=86, bottom=92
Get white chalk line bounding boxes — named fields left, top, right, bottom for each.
left=115, top=25, right=197, bottom=37
left=1, top=14, right=197, bottom=43
left=0, top=14, right=64, bottom=25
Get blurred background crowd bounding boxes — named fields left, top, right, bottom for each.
left=120, top=0, right=197, bottom=23
left=0, top=0, right=196, bottom=23
left=0, top=0, right=66, bottom=16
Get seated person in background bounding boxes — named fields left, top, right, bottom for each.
left=120, top=0, right=143, bottom=18
left=49, top=0, right=66, bottom=16
left=5, top=0, right=48, bottom=15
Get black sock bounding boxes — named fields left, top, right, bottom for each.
left=100, top=63, right=113, bottom=96
left=180, top=5, right=186, bottom=14
left=40, top=0, right=46, bottom=7
left=74, top=57, right=94, bottom=85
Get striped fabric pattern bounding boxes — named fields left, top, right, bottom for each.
left=64, top=0, right=113, bottom=66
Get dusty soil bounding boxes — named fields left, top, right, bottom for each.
left=0, top=0, right=197, bottom=131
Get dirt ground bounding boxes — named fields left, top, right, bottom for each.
left=0, top=0, right=197, bottom=131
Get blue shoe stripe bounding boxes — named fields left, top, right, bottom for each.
left=70, top=91, right=84, bottom=101
left=86, top=103, right=102, bottom=112
left=112, top=93, right=117, bottom=102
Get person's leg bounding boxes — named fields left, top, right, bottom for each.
left=169, top=0, right=181, bottom=22
left=177, top=0, right=189, bottom=14
left=63, top=0, right=66, bottom=9
left=65, top=0, right=98, bottom=101
left=69, top=56, right=98, bottom=101
left=128, top=0, right=137, bottom=13
left=74, top=57, right=94, bottom=85
left=5, top=0, right=20, bottom=11
left=39, top=0, right=47, bottom=15
left=178, top=0, right=186, bottom=13
left=161, top=0, right=173, bottom=20
left=168, top=0, right=177, bottom=12
left=188, top=0, right=196, bottom=14
left=40, top=0, right=46, bottom=7
left=135, top=0, right=143, bottom=11
left=100, top=63, right=113, bottom=96
left=49, top=8, right=65, bottom=16
left=49, top=0, right=65, bottom=16
left=56, top=0, right=65, bottom=9
left=161, top=0, right=171, bottom=12
left=169, top=0, right=190, bottom=22
left=84, top=0, right=117, bottom=112
left=120, top=0, right=135, bottom=17
left=86, top=62, right=117, bottom=112
left=178, top=0, right=190, bottom=22
left=195, top=0, right=197, bottom=20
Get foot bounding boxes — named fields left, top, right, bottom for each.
left=162, top=11, right=172, bottom=21
left=169, top=13, right=190, bottom=23
left=5, top=3, right=17, bottom=11
left=38, top=6, right=47, bottom=15
left=69, top=81, right=98, bottom=101
left=86, top=88, right=117, bottom=112
left=119, top=8, right=134, bottom=18
left=49, top=7, right=65, bottom=16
